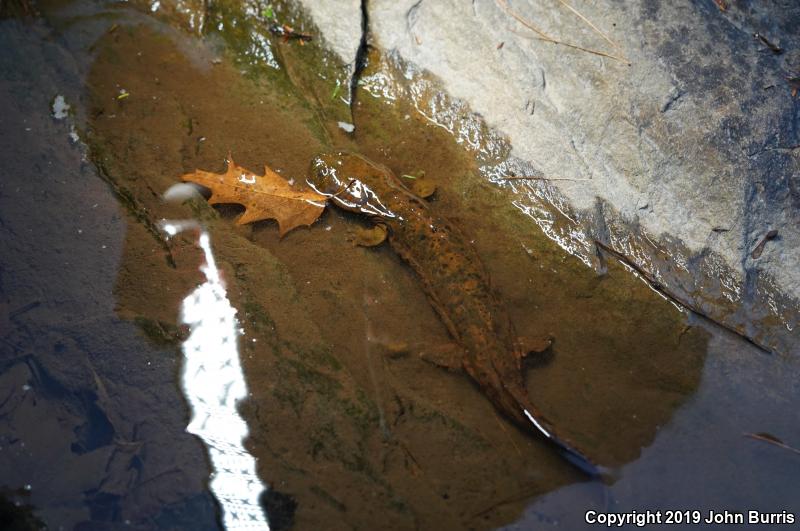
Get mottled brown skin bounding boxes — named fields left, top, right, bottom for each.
left=307, top=151, right=600, bottom=476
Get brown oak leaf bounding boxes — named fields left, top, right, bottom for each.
left=182, top=156, right=327, bottom=237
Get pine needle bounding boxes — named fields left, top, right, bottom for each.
left=497, top=0, right=552, bottom=41
left=500, top=175, right=589, bottom=181
left=496, top=0, right=630, bottom=64
left=555, top=0, right=623, bottom=55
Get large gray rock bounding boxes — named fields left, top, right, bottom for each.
left=298, top=0, right=362, bottom=76
left=299, top=0, right=799, bottom=348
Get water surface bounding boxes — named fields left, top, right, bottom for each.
left=0, top=1, right=797, bottom=530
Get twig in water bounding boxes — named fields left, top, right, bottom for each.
left=744, top=432, right=800, bottom=455
left=594, top=240, right=772, bottom=354
left=398, top=441, right=424, bottom=476
left=9, top=301, right=41, bottom=320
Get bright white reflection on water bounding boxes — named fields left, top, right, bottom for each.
left=163, top=220, right=270, bottom=530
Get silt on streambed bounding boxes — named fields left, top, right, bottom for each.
left=0, top=1, right=797, bottom=530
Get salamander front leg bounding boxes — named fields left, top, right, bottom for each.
left=515, top=335, right=554, bottom=368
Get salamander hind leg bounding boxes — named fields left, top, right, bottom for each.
left=419, top=343, right=465, bottom=372
left=517, top=335, right=554, bottom=357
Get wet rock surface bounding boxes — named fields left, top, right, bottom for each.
left=299, top=0, right=800, bottom=352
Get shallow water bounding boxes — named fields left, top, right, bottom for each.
left=0, top=1, right=798, bottom=530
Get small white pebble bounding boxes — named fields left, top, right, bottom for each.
left=52, top=95, right=71, bottom=120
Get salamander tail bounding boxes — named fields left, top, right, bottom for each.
left=523, top=409, right=610, bottom=479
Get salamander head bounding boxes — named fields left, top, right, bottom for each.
left=306, top=151, right=399, bottom=219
